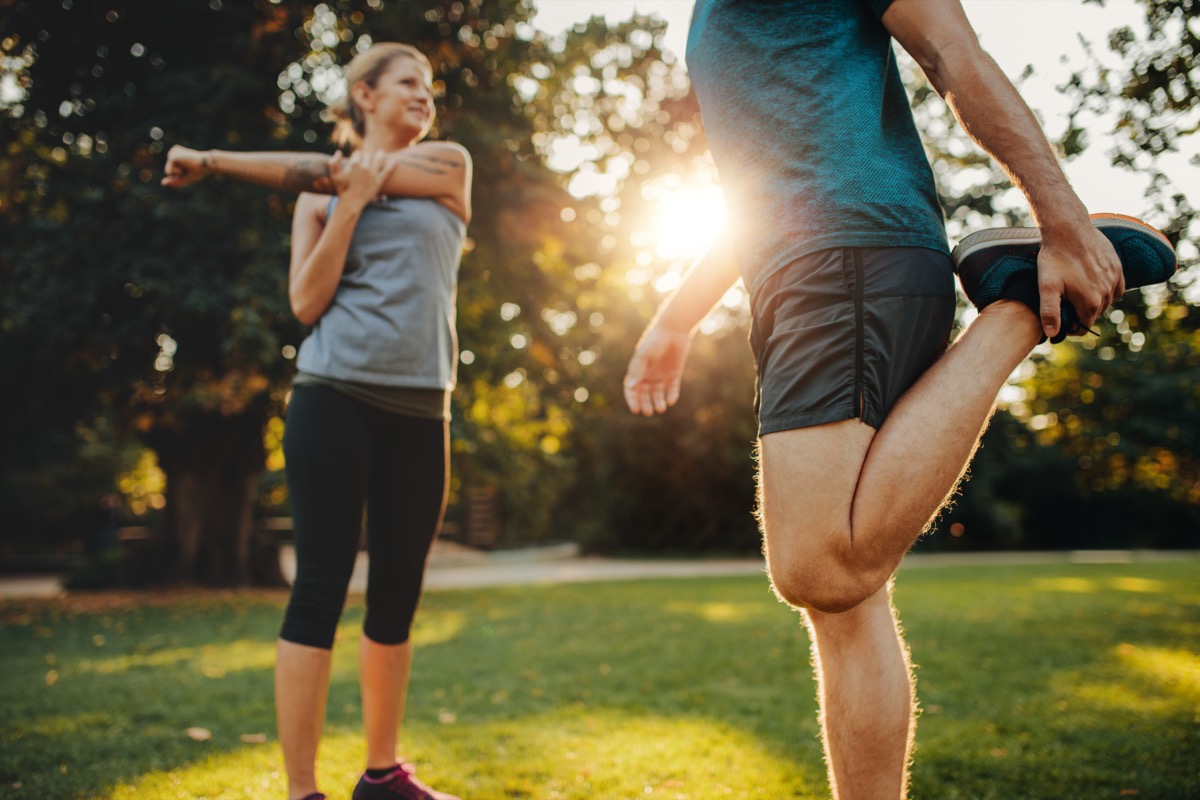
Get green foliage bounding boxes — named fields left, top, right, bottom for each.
left=443, top=11, right=719, bottom=547
left=4, top=0, right=1200, bottom=566
left=0, top=417, right=141, bottom=555
left=566, top=319, right=761, bottom=553
left=0, top=0, right=319, bottom=572
left=940, top=0, right=1200, bottom=550
left=1059, top=0, right=1199, bottom=268
left=1022, top=297, right=1200, bottom=502
left=926, top=409, right=1200, bottom=552
left=2, top=561, right=1197, bottom=797
left=911, top=0, right=1200, bottom=551
left=926, top=294, right=1200, bottom=551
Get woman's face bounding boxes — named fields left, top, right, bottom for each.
left=358, top=57, right=435, bottom=141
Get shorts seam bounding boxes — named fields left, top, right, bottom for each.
left=851, top=248, right=865, bottom=420
left=752, top=247, right=955, bottom=436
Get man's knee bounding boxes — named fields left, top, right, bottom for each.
left=768, top=559, right=874, bottom=614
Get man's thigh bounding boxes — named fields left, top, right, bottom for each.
left=758, top=418, right=876, bottom=563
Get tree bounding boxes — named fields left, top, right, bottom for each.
left=1061, top=0, right=1198, bottom=252
left=1, top=0, right=320, bottom=582
left=0, top=0, right=598, bottom=580
left=1005, top=0, right=1200, bottom=542
left=922, top=0, right=1200, bottom=550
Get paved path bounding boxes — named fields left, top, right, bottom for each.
left=1, top=545, right=1194, bottom=600
left=423, top=547, right=1198, bottom=592
left=425, top=556, right=765, bottom=591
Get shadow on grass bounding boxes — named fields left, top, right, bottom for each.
left=1, top=562, right=1197, bottom=799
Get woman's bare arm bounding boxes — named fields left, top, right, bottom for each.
left=163, top=147, right=335, bottom=194
left=164, top=140, right=473, bottom=223
left=288, top=151, right=395, bottom=325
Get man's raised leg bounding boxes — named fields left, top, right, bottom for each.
left=759, top=299, right=1044, bottom=613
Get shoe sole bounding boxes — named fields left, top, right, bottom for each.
left=952, top=214, right=1177, bottom=289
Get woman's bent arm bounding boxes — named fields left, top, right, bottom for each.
left=289, top=151, right=395, bottom=325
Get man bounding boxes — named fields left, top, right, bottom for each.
left=622, top=1, right=1176, bottom=798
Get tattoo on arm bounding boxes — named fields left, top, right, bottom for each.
left=200, top=152, right=334, bottom=195
left=281, top=158, right=334, bottom=193
left=419, top=153, right=466, bottom=169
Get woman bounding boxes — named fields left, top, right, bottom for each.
left=164, top=43, right=470, bottom=800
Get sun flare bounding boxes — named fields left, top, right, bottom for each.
left=651, top=180, right=728, bottom=263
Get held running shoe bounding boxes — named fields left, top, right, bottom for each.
left=351, top=762, right=461, bottom=800
left=952, top=213, right=1177, bottom=340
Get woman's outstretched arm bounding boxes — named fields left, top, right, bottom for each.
left=162, top=141, right=471, bottom=222
left=163, top=147, right=335, bottom=194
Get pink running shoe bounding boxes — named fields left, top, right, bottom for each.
left=351, top=762, right=461, bottom=800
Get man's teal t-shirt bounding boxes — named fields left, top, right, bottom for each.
left=686, top=0, right=949, bottom=295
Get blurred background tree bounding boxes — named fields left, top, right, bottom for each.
left=928, top=0, right=1199, bottom=550
left=0, top=0, right=593, bottom=582
left=1, top=0, right=321, bottom=583
left=0, top=0, right=1196, bottom=586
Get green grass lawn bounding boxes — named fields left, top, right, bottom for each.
left=1, top=560, right=1197, bottom=800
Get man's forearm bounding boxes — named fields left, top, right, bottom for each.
left=203, top=150, right=335, bottom=194
left=883, top=1, right=1089, bottom=235
left=938, top=47, right=1089, bottom=234
left=650, top=231, right=742, bottom=334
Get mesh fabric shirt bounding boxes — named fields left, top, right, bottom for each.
left=686, top=0, right=949, bottom=296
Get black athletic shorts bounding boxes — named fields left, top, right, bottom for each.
left=750, top=246, right=956, bottom=435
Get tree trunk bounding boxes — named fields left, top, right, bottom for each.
left=152, top=409, right=267, bottom=586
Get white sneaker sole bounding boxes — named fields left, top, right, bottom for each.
left=951, top=215, right=1172, bottom=267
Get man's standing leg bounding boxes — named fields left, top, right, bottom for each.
left=758, top=299, right=1044, bottom=798
left=805, top=591, right=914, bottom=800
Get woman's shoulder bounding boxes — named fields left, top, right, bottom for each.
left=397, top=140, right=472, bottom=223
left=408, top=140, right=472, bottom=165
left=413, top=139, right=470, bottom=155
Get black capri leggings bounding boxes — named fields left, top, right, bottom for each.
left=279, top=384, right=448, bottom=649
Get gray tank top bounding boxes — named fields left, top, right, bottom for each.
left=296, top=196, right=466, bottom=390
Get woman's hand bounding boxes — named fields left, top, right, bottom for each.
left=329, top=150, right=395, bottom=210
left=161, top=145, right=211, bottom=188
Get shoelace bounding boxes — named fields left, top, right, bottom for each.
left=381, top=764, right=436, bottom=800
left=1054, top=302, right=1101, bottom=344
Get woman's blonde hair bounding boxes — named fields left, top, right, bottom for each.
left=327, top=43, right=432, bottom=149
